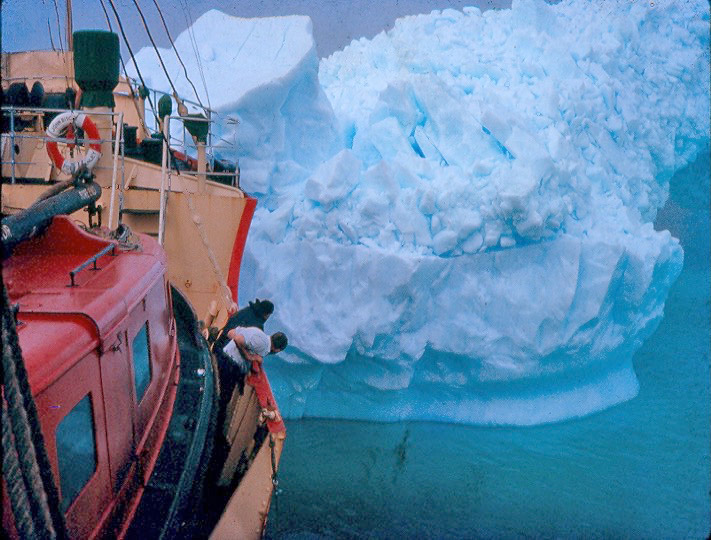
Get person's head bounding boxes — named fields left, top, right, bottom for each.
left=270, top=332, right=288, bottom=354
left=251, top=299, right=274, bottom=321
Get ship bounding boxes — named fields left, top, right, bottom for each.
left=1, top=3, right=285, bottom=538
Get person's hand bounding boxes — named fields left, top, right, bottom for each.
left=227, top=302, right=238, bottom=316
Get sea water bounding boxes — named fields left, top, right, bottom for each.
left=265, top=151, right=710, bottom=539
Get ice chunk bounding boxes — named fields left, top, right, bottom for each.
left=139, top=0, right=709, bottom=425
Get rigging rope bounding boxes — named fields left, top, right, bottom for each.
left=106, top=0, right=163, bottom=132
left=2, top=305, right=55, bottom=540
left=172, top=171, right=235, bottom=313
left=106, top=0, right=233, bottom=312
left=130, top=0, right=181, bottom=102
left=269, top=434, right=280, bottom=532
left=98, top=0, right=113, bottom=32
left=2, top=398, right=38, bottom=540
left=51, top=0, right=64, bottom=51
left=150, top=0, right=206, bottom=110
left=178, top=0, right=211, bottom=111
left=47, top=20, right=57, bottom=52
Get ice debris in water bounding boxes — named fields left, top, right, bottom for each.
left=129, top=0, right=710, bottom=424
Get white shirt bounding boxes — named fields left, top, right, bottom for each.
left=222, top=326, right=270, bottom=371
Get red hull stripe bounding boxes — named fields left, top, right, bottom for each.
left=226, top=197, right=257, bottom=306
left=246, top=366, right=286, bottom=433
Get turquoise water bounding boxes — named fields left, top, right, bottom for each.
left=266, top=152, right=710, bottom=539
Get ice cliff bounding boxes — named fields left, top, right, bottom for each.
left=130, top=0, right=710, bottom=424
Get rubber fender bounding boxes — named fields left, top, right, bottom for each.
left=30, top=81, right=45, bottom=107
left=5, top=82, right=29, bottom=107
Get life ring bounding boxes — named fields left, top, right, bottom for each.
left=46, top=111, right=102, bottom=176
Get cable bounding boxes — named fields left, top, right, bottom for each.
left=98, top=0, right=151, bottom=139
left=179, top=0, right=211, bottom=111
left=98, top=0, right=113, bottom=32
left=150, top=0, right=206, bottom=110
left=47, top=19, right=57, bottom=51
left=106, top=0, right=163, bottom=131
left=105, top=0, right=201, bottom=185
left=108, top=1, right=235, bottom=315
left=51, top=0, right=64, bottom=50
left=130, top=0, right=181, bottom=101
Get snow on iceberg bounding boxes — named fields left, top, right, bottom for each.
left=135, top=0, right=710, bottom=425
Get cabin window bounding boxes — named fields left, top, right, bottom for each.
left=56, top=394, right=97, bottom=512
left=132, top=323, right=152, bottom=402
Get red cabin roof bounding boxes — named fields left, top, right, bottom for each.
left=3, top=216, right=166, bottom=395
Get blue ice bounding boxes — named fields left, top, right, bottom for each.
left=129, top=0, right=710, bottom=425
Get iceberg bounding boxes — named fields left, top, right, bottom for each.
left=128, top=10, right=340, bottom=193
left=131, top=0, right=710, bottom=425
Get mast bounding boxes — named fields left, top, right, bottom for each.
left=66, top=0, right=73, bottom=50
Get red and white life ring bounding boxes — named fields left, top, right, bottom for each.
left=46, top=111, right=102, bottom=176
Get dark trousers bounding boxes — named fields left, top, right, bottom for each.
left=214, top=350, right=247, bottom=415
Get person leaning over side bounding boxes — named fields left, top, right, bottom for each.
left=212, top=298, right=274, bottom=350
left=218, top=326, right=288, bottom=409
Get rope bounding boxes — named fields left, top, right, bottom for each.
left=178, top=0, right=211, bottom=111
left=47, top=19, right=57, bottom=52
left=102, top=0, right=154, bottom=141
left=150, top=0, right=206, bottom=110
left=2, top=398, right=37, bottom=540
left=106, top=0, right=163, bottom=132
left=97, top=0, right=113, bottom=31
left=2, top=284, right=68, bottom=539
left=106, top=1, right=230, bottom=309
left=172, top=171, right=235, bottom=312
left=107, top=0, right=196, bottom=181
left=2, top=295, right=55, bottom=538
left=130, top=0, right=181, bottom=101
left=268, top=434, right=280, bottom=531
left=51, top=0, right=64, bottom=51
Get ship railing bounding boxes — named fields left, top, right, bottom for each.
left=140, top=82, right=240, bottom=187
left=161, top=113, right=240, bottom=187
left=1, top=104, right=237, bottom=185
left=121, top=75, right=215, bottom=115
left=157, top=113, right=240, bottom=245
left=2, top=71, right=230, bottom=175
left=1, top=105, right=125, bottom=187
left=119, top=81, right=240, bottom=192
left=129, top=78, right=220, bottom=163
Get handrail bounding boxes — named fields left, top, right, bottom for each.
left=108, top=112, right=124, bottom=228
left=1, top=105, right=119, bottom=115
left=158, top=116, right=170, bottom=246
left=1, top=106, right=123, bottom=185
left=1, top=105, right=238, bottom=189
left=162, top=113, right=239, bottom=188
left=10, top=106, right=16, bottom=181
left=68, top=243, right=117, bottom=287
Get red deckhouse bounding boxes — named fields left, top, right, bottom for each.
left=3, top=216, right=178, bottom=538
left=2, top=212, right=286, bottom=538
